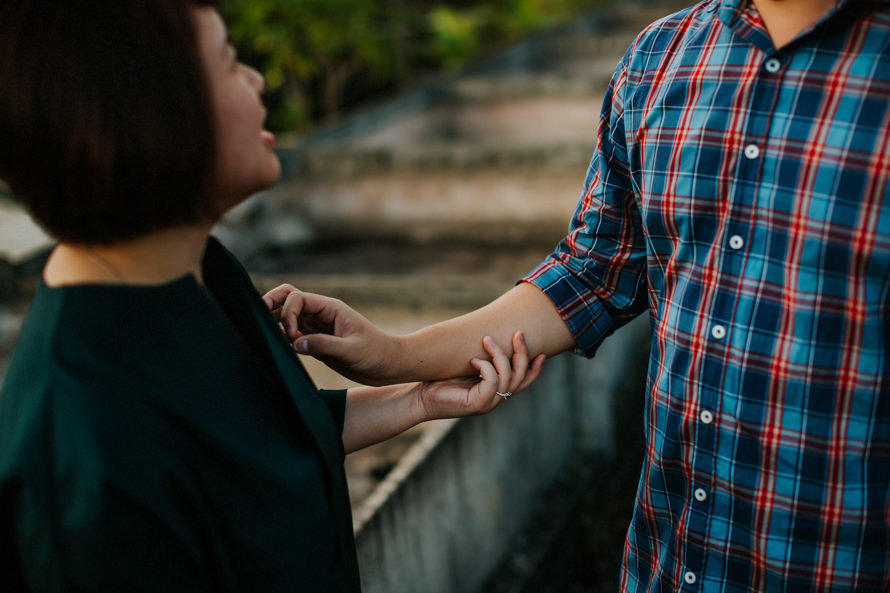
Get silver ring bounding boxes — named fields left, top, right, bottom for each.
left=496, top=391, right=513, bottom=400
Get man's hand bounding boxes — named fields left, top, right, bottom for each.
left=263, top=284, right=401, bottom=385
left=265, top=280, right=574, bottom=385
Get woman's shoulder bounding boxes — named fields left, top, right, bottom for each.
left=0, top=276, right=216, bottom=432
left=3, top=277, right=197, bottom=390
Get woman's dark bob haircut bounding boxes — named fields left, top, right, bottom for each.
left=0, top=0, right=222, bottom=245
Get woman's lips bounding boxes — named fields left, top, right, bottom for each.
left=261, top=129, right=276, bottom=148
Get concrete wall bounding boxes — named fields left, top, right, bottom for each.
left=353, top=315, right=650, bottom=593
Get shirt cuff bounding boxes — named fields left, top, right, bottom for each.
left=523, top=257, right=621, bottom=358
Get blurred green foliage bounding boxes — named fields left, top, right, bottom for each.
left=222, top=0, right=603, bottom=133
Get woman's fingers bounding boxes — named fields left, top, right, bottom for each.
left=482, top=336, right=513, bottom=398
left=479, top=331, right=545, bottom=402
left=470, top=357, right=498, bottom=392
left=516, top=353, right=546, bottom=393
left=508, top=331, right=531, bottom=394
left=422, top=331, right=547, bottom=420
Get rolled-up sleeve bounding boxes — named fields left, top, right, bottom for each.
left=523, top=56, right=648, bottom=357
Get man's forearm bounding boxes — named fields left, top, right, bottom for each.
left=396, top=282, right=575, bottom=382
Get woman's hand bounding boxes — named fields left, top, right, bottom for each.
left=263, top=284, right=400, bottom=385
left=417, top=331, right=546, bottom=421
left=341, top=330, right=546, bottom=453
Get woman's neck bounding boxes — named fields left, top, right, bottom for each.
left=44, top=226, right=212, bottom=288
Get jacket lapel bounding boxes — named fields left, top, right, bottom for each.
left=202, top=238, right=361, bottom=589
left=201, top=239, right=345, bottom=482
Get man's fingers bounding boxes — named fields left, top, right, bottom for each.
left=280, top=291, right=306, bottom=340
left=294, top=332, right=353, bottom=363
left=266, top=287, right=346, bottom=342
left=263, top=284, right=298, bottom=311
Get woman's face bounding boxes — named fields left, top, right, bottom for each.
left=193, top=7, right=281, bottom=208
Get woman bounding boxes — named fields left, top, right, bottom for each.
left=0, top=2, right=544, bottom=591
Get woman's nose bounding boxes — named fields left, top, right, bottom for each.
left=244, top=65, right=265, bottom=93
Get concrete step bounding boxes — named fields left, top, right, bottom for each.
left=229, top=0, right=692, bottom=256
left=279, top=96, right=601, bottom=179
left=248, top=248, right=545, bottom=310
left=216, top=163, right=584, bottom=261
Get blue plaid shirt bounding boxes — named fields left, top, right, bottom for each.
left=525, top=1, right=890, bottom=590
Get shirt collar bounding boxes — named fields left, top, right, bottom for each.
left=716, top=0, right=857, bottom=22
left=715, top=0, right=859, bottom=42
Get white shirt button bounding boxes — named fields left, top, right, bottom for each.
left=684, top=570, right=697, bottom=585
left=711, top=325, right=727, bottom=340
left=744, top=144, right=760, bottom=159
left=694, top=488, right=708, bottom=502
left=729, top=235, right=745, bottom=250
left=765, top=58, right=781, bottom=73
left=700, top=410, right=714, bottom=424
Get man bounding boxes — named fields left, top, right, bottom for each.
left=266, top=0, right=890, bottom=590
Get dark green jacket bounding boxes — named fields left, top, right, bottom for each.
left=0, top=238, right=360, bottom=592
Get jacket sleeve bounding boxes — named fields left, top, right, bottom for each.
left=318, top=389, right=348, bottom=438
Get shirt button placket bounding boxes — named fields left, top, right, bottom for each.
left=699, top=229, right=732, bottom=590
left=687, top=400, right=712, bottom=591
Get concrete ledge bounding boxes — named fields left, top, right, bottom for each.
left=354, top=354, right=579, bottom=593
